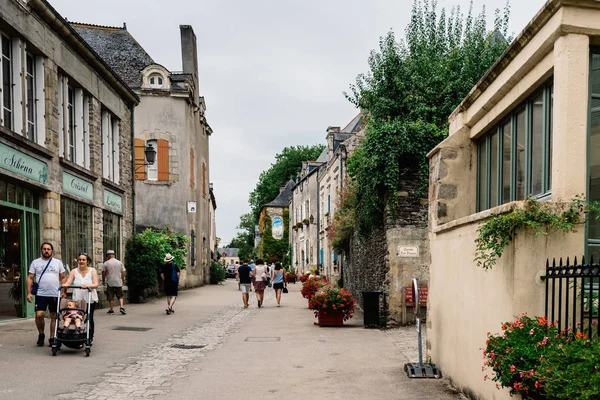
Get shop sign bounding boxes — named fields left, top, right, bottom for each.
left=0, top=143, right=48, bottom=184
left=272, top=216, right=284, bottom=240
left=63, top=172, right=93, bottom=201
left=104, top=189, right=123, bottom=213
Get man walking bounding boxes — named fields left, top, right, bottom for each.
left=238, top=260, right=252, bottom=308
left=102, top=250, right=126, bottom=315
left=26, top=242, right=66, bottom=347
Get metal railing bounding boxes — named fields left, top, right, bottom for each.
left=544, top=256, right=600, bottom=338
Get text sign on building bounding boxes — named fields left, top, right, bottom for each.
left=272, top=216, right=284, bottom=240
left=398, top=245, right=420, bottom=258
left=63, top=172, right=94, bottom=201
left=104, top=189, right=123, bottom=213
left=0, top=143, right=48, bottom=184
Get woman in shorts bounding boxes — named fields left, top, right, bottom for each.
left=251, top=259, right=267, bottom=308
left=271, top=262, right=286, bottom=307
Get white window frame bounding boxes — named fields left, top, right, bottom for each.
left=11, top=38, right=22, bottom=136
left=102, top=110, right=120, bottom=183
left=112, top=117, right=120, bottom=184
left=25, top=52, right=36, bottom=141
left=147, top=139, right=158, bottom=181
left=0, top=34, right=13, bottom=131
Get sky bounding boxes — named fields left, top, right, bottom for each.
left=49, top=0, right=546, bottom=245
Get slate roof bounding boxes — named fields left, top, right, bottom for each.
left=315, top=147, right=328, bottom=163
left=341, top=113, right=364, bottom=133
left=218, top=248, right=239, bottom=257
left=70, top=23, right=154, bottom=88
left=264, top=180, right=295, bottom=208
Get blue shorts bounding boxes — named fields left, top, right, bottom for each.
left=35, top=296, right=58, bottom=313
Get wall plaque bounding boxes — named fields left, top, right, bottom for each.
left=398, top=245, right=419, bottom=258
left=0, top=143, right=48, bottom=184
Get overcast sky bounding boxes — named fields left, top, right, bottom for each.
left=50, top=0, right=545, bottom=245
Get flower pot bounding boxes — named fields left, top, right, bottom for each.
left=318, top=309, right=344, bottom=327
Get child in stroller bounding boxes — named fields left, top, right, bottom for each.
left=60, top=300, right=85, bottom=333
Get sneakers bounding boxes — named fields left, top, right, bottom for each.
left=169, top=308, right=175, bottom=314
left=107, top=309, right=115, bottom=314
left=166, top=308, right=171, bottom=315
left=36, top=333, right=45, bottom=347
left=120, top=308, right=126, bottom=315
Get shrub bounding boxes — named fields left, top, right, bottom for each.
left=210, top=261, right=226, bottom=284
left=126, top=229, right=188, bottom=300
left=309, top=286, right=355, bottom=320
left=536, top=335, right=600, bottom=399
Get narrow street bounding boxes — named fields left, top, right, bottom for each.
left=0, top=280, right=463, bottom=400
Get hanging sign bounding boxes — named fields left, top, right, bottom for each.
left=63, top=172, right=93, bottom=201
left=0, top=143, right=48, bottom=184
left=104, top=189, right=123, bottom=213
left=272, top=216, right=284, bottom=240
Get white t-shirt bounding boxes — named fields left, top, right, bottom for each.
left=102, top=258, right=126, bottom=287
left=28, top=257, right=65, bottom=297
left=254, top=265, right=266, bottom=282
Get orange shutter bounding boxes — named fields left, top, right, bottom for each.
left=190, top=149, right=195, bottom=188
left=157, top=139, right=169, bottom=181
left=134, top=138, right=146, bottom=180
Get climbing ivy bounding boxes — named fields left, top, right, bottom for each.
left=345, top=0, right=511, bottom=236
left=474, top=198, right=596, bottom=270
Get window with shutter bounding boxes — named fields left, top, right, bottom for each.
left=134, top=138, right=146, bottom=180
left=157, top=139, right=169, bottom=181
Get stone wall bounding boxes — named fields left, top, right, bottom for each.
left=344, top=173, right=429, bottom=326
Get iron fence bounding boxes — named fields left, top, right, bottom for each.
left=544, top=256, right=600, bottom=338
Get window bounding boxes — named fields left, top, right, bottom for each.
left=588, top=51, right=600, bottom=258
left=59, top=75, right=90, bottom=167
left=135, top=138, right=169, bottom=182
left=25, top=54, right=36, bottom=140
left=1, top=35, right=12, bottom=130
left=149, top=74, right=164, bottom=89
left=328, top=195, right=331, bottom=213
left=477, top=82, right=553, bottom=211
left=103, top=211, right=121, bottom=259
left=146, top=140, right=157, bottom=181
left=61, top=196, right=92, bottom=272
left=101, top=110, right=120, bottom=183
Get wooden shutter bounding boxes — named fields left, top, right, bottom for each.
left=190, top=149, right=195, bottom=188
left=134, top=138, right=146, bottom=180
left=157, top=139, right=169, bottom=181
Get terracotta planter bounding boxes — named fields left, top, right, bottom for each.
left=317, top=309, right=344, bottom=327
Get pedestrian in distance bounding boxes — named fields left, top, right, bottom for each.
left=271, top=262, right=287, bottom=307
left=161, top=254, right=180, bottom=315
left=251, top=259, right=267, bottom=308
left=102, top=249, right=126, bottom=315
left=26, top=242, right=66, bottom=347
left=235, top=261, right=240, bottom=290
left=238, top=260, right=252, bottom=308
left=62, top=252, right=99, bottom=344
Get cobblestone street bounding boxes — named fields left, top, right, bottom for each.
left=0, top=281, right=463, bottom=399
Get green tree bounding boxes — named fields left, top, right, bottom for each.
left=344, top=0, right=511, bottom=235
left=248, top=145, right=325, bottom=221
left=228, top=232, right=255, bottom=261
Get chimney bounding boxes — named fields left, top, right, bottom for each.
left=326, top=126, right=340, bottom=160
left=279, top=185, right=286, bottom=193
left=180, top=25, right=199, bottom=105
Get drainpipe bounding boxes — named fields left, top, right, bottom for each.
left=290, top=184, right=294, bottom=268
left=339, top=146, right=344, bottom=282
left=130, top=103, right=136, bottom=236
left=316, top=167, right=320, bottom=274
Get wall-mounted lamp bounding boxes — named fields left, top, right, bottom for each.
left=144, top=145, right=156, bottom=165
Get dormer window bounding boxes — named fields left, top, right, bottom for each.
left=149, top=74, right=164, bottom=88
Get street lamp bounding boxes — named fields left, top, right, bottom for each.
left=144, top=145, right=156, bottom=165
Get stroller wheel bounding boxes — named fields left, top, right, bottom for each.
left=52, top=347, right=58, bottom=356
left=85, top=348, right=90, bottom=357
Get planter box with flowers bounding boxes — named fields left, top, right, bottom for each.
left=300, top=277, right=329, bottom=306
left=285, top=271, right=297, bottom=283
left=299, top=273, right=310, bottom=283
left=309, top=286, right=355, bottom=327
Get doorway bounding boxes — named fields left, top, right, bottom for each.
left=0, top=207, right=23, bottom=320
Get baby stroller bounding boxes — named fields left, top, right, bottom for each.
left=52, top=285, right=92, bottom=356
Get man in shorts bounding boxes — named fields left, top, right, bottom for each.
left=26, top=242, right=66, bottom=347
left=238, top=260, right=252, bottom=308
left=102, top=250, right=126, bottom=315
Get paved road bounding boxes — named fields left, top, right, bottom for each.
left=0, top=280, right=464, bottom=400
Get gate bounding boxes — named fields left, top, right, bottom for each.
left=544, top=256, right=600, bottom=338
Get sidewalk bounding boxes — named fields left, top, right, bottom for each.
left=158, top=282, right=464, bottom=400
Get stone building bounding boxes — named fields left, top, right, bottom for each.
left=209, top=185, right=217, bottom=260
left=427, top=0, right=600, bottom=397
left=289, top=161, right=323, bottom=275
left=72, top=23, right=214, bottom=287
left=258, top=180, right=294, bottom=262
left=218, top=248, right=239, bottom=266
left=317, top=117, right=362, bottom=282
left=0, top=0, right=137, bottom=319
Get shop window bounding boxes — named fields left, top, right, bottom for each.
left=59, top=75, right=90, bottom=167
left=103, top=211, right=121, bottom=259
left=102, top=110, right=120, bottom=183
left=477, top=82, right=553, bottom=211
left=61, top=197, right=92, bottom=272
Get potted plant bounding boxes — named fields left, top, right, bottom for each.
left=285, top=270, right=297, bottom=283
left=309, top=285, right=355, bottom=327
left=302, top=218, right=310, bottom=225
left=301, top=276, right=329, bottom=306
left=299, top=273, right=310, bottom=283
left=8, top=275, right=23, bottom=316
